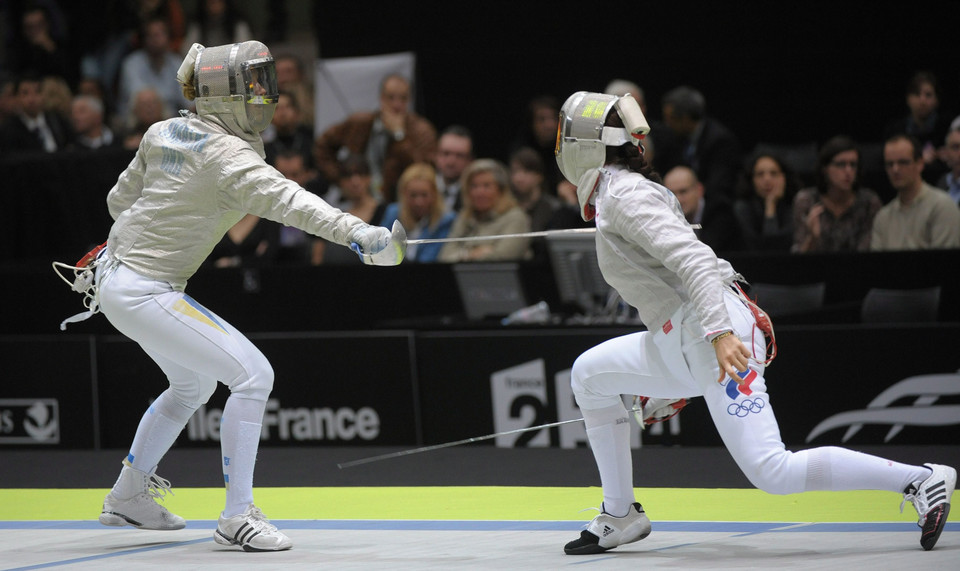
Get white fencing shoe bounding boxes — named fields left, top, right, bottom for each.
left=214, top=504, right=293, bottom=552
left=99, top=469, right=185, bottom=530
left=901, top=463, right=956, bottom=551
left=564, top=502, right=651, bottom=555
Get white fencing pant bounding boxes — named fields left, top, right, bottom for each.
left=97, top=260, right=273, bottom=515
left=572, top=289, right=928, bottom=513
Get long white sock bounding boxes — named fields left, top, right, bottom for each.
left=220, top=396, right=266, bottom=518
left=582, top=403, right=634, bottom=517
left=122, top=389, right=196, bottom=476
left=804, top=447, right=932, bottom=492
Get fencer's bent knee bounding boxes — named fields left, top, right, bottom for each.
left=227, top=354, right=274, bottom=401
left=738, top=448, right=806, bottom=495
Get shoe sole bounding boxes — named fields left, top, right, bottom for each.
left=921, top=503, right=950, bottom=551
left=99, top=511, right=185, bottom=530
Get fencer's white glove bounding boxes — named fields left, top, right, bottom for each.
left=348, top=223, right=391, bottom=255
left=348, top=223, right=404, bottom=266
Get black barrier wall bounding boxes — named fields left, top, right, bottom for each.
left=3, top=326, right=958, bottom=450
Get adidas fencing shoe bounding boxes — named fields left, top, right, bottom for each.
left=214, top=504, right=292, bottom=552
left=901, top=463, right=956, bottom=551
left=564, top=502, right=651, bottom=555
left=99, top=470, right=185, bottom=530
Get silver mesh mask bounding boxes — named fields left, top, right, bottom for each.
left=193, top=41, right=279, bottom=133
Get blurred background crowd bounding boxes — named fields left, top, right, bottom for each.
left=1, top=0, right=958, bottom=270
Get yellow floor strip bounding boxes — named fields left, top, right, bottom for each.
left=0, top=487, right=918, bottom=523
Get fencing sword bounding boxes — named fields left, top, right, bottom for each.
left=337, top=405, right=649, bottom=469
left=382, top=221, right=700, bottom=263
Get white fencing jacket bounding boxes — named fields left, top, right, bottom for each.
left=593, top=165, right=738, bottom=340
left=106, top=114, right=365, bottom=290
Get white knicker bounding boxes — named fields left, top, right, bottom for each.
left=97, top=260, right=274, bottom=403
left=572, top=289, right=808, bottom=494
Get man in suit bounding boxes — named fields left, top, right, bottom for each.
left=0, top=73, right=73, bottom=153
left=663, top=165, right=744, bottom=254
left=656, top=86, right=741, bottom=202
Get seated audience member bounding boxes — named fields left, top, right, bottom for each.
left=263, top=91, right=315, bottom=168
left=657, top=85, right=741, bottom=201
left=733, top=152, right=797, bottom=252
left=438, top=159, right=531, bottom=262
left=313, top=154, right=385, bottom=264
left=792, top=136, right=882, bottom=253
left=434, top=125, right=474, bottom=211
left=314, top=73, right=437, bottom=203
left=380, top=163, right=455, bottom=263
left=871, top=134, right=960, bottom=250
left=510, top=147, right=560, bottom=232
left=41, top=75, right=73, bottom=118
left=663, top=165, right=744, bottom=254
left=937, top=119, right=960, bottom=206
left=272, top=150, right=330, bottom=264
left=10, top=3, right=74, bottom=84
left=273, top=52, right=315, bottom=128
left=508, top=95, right=566, bottom=197
left=71, top=94, right=117, bottom=150
left=206, top=213, right=280, bottom=269
left=883, top=71, right=950, bottom=185
left=182, top=0, right=253, bottom=53
left=0, top=73, right=73, bottom=154
left=119, top=87, right=170, bottom=149
left=116, top=17, right=191, bottom=120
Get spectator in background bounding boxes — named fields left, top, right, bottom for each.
left=936, top=119, right=960, bottom=206
left=71, top=94, right=117, bottom=150
left=438, top=159, right=531, bottom=262
left=508, top=95, right=566, bottom=197
left=10, top=2, right=75, bottom=85
left=182, top=0, right=252, bottom=54
left=41, top=74, right=72, bottom=117
left=0, top=73, right=73, bottom=154
left=273, top=52, right=314, bottom=128
left=0, top=76, right=17, bottom=123
left=663, top=165, right=743, bottom=254
left=657, top=86, right=741, bottom=202
left=314, top=73, right=437, bottom=204
left=314, top=154, right=385, bottom=264
left=883, top=71, right=950, bottom=185
left=272, top=150, right=328, bottom=264
left=871, top=134, right=960, bottom=250
left=792, top=136, right=882, bottom=253
left=263, top=91, right=315, bottom=168
left=119, top=87, right=170, bottom=149
left=116, top=17, right=191, bottom=120
left=510, top=146, right=560, bottom=232
left=206, top=213, right=280, bottom=269
left=380, top=163, right=455, bottom=263
left=733, top=152, right=797, bottom=252
left=434, top=125, right=474, bottom=212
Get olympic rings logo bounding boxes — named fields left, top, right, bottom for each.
left=727, top=398, right=765, bottom=417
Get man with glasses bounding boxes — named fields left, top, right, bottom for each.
left=871, top=134, right=960, bottom=250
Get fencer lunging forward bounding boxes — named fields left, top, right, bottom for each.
left=73, top=41, right=400, bottom=552
left=554, top=91, right=955, bottom=555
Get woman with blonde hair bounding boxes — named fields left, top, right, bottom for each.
left=438, top=158, right=531, bottom=262
left=380, top=162, right=455, bottom=262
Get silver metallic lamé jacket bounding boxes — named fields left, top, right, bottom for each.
left=593, top=165, right=738, bottom=339
left=106, top=113, right=365, bottom=290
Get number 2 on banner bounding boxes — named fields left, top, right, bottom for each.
left=490, top=360, right=549, bottom=447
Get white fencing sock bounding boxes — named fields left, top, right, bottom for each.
left=804, top=446, right=933, bottom=492
left=220, top=395, right=266, bottom=518
left=582, top=403, right=635, bottom=517
left=120, top=389, right=196, bottom=480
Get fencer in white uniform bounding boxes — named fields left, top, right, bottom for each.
left=73, top=41, right=401, bottom=552
left=555, top=91, right=956, bottom=555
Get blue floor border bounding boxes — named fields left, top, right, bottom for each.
left=1, top=520, right=957, bottom=532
